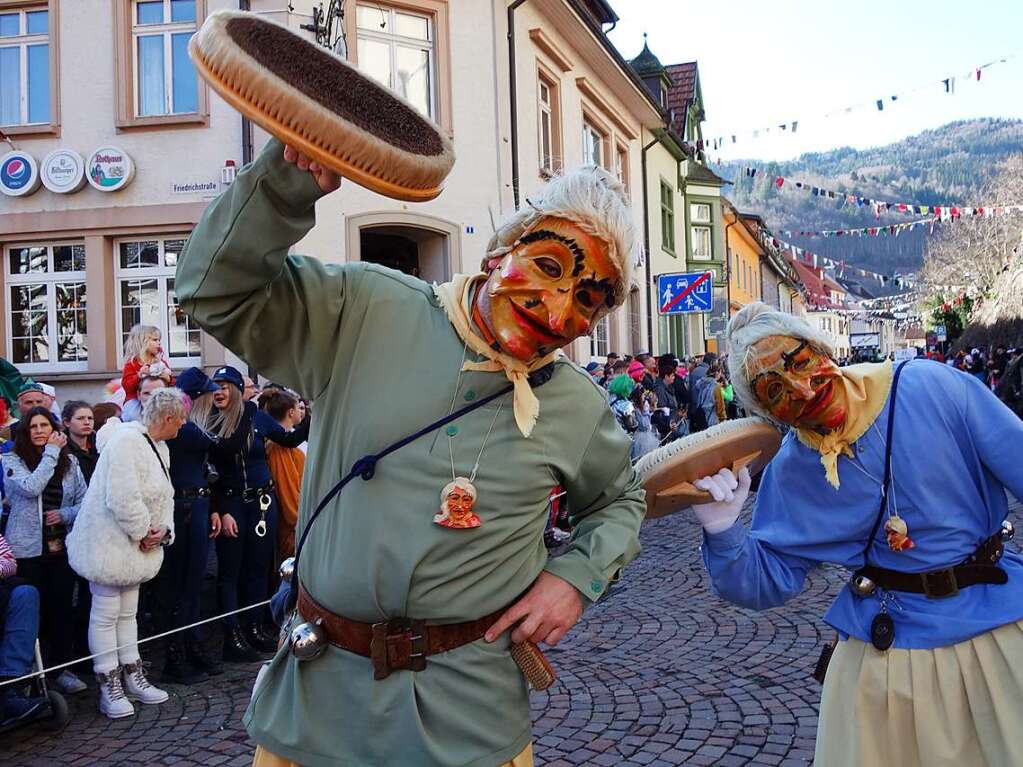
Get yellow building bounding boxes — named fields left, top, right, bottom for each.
left=723, top=200, right=763, bottom=315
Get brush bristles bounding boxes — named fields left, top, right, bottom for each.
left=634, top=417, right=764, bottom=478
left=511, top=642, right=556, bottom=691
left=190, top=11, right=454, bottom=193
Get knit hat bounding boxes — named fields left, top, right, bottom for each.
left=627, top=360, right=645, bottom=382
left=16, top=382, right=45, bottom=400
left=608, top=374, right=636, bottom=399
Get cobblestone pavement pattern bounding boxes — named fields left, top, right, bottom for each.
left=3, top=497, right=1021, bottom=766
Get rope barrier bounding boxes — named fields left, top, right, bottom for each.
left=0, top=598, right=272, bottom=690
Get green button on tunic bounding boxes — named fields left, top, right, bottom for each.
left=176, top=139, right=645, bottom=767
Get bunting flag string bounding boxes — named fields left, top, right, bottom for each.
left=773, top=204, right=1023, bottom=239
left=757, top=227, right=912, bottom=287
left=737, top=168, right=1022, bottom=222
left=692, top=53, right=1016, bottom=154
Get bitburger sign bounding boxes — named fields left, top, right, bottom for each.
left=41, top=149, right=87, bottom=194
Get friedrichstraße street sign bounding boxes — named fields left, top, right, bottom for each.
left=657, top=271, right=713, bottom=315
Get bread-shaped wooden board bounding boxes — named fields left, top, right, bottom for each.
left=635, top=418, right=782, bottom=518
left=189, top=10, right=455, bottom=202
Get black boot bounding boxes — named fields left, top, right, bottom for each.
left=162, top=638, right=206, bottom=684
left=222, top=625, right=262, bottom=663
left=186, top=639, right=224, bottom=677
left=244, top=621, right=278, bottom=654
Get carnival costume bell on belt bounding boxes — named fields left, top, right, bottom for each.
left=180, top=11, right=646, bottom=766
left=688, top=302, right=1023, bottom=767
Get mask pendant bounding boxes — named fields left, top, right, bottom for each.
left=435, top=478, right=482, bottom=530
left=884, top=515, right=914, bottom=552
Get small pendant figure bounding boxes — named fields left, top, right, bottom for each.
left=434, top=478, right=482, bottom=529
left=885, top=515, right=914, bottom=552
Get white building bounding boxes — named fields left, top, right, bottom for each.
left=0, top=0, right=663, bottom=401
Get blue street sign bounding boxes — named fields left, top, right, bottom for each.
left=657, top=271, right=713, bottom=315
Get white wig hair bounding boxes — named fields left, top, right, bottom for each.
left=142, top=386, right=188, bottom=427
left=481, top=165, right=640, bottom=307
left=440, top=478, right=478, bottom=505
left=726, top=302, right=837, bottom=426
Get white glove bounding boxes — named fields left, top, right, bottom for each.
left=692, top=467, right=752, bottom=534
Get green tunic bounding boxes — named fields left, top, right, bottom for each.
left=176, top=139, right=645, bottom=767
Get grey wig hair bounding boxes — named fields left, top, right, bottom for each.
left=726, top=302, right=837, bottom=427
left=481, top=165, right=640, bottom=307
left=142, top=387, right=188, bottom=427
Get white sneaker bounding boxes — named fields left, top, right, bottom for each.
left=122, top=661, right=168, bottom=704
left=54, top=669, right=87, bottom=695
left=96, top=669, right=135, bottom=719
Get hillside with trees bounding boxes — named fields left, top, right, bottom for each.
left=713, top=118, right=1023, bottom=272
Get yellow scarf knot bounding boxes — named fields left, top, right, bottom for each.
left=434, top=274, right=561, bottom=438
left=794, top=359, right=893, bottom=489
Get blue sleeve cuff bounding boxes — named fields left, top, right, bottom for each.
left=703, top=519, right=747, bottom=553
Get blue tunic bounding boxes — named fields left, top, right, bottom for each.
left=167, top=422, right=216, bottom=492
left=702, top=360, right=1023, bottom=649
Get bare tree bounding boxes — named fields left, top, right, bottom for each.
left=920, top=155, right=1023, bottom=299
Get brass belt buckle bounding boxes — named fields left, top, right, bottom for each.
left=370, top=618, right=427, bottom=680
left=921, top=568, right=959, bottom=599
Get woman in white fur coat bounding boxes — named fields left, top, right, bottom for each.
left=67, top=388, right=187, bottom=719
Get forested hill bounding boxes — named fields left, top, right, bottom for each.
left=711, top=118, right=1023, bottom=272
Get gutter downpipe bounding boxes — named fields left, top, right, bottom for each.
left=723, top=216, right=738, bottom=331
left=508, top=0, right=530, bottom=209
left=640, top=134, right=658, bottom=352
left=240, top=0, right=253, bottom=164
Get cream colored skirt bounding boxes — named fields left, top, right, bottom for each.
left=816, top=620, right=1023, bottom=767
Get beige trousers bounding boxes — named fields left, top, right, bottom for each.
left=815, top=620, right=1023, bottom=766
left=253, top=743, right=534, bottom=767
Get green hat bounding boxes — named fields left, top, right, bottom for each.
left=608, top=374, right=636, bottom=399
left=16, top=381, right=45, bottom=400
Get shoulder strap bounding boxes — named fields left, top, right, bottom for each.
left=143, top=433, right=170, bottom=481
left=861, top=361, right=910, bottom=564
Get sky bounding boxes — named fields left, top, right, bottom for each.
left=607, top=0, right=1023, bottom=162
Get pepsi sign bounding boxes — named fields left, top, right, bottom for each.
left=0, top=152, right=41, bottom=197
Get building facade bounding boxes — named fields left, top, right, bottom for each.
left=0, top=0, right=668, bottom=400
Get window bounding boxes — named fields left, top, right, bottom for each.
left=537, top=74, right=562, bottom=175
left=582, top=119, right=604, bottom=167
left=590, top=314, right=610, bottom=358
left=0, top=6, right=49, bottom=126
left=5, top=242, right=87, bottom=373
left=692, top=226, right=712, bottom=260
left=131, top=0, right=198, bottom=117
left=614, top=142, right=629, bottom=191
left=356, top=4, right=435, bottom=119
left=115, top=237, right=200, bottom=364
left=660, top=181, right=675, bottom=254
left=691, top=203, right=711, bottom=223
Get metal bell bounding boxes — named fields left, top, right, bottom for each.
left=279, top=556, right=296, bottom=583
left=289, top=619, right=328, bottom=661
left=850, top=574, right=877, bottom=597
left=1002, top=520, right=1015, bottom=542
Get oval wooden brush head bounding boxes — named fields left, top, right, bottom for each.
left=635, top=418, right=783, bottom=518
left=189, top=10, right=455, bottom=202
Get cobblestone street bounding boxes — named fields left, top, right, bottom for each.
left=3, top=497, right=1020, bottom=767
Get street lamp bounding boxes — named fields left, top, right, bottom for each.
left=301, top=0, right=348, bottom=58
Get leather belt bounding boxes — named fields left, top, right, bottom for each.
left=297, top=586, right=504, bottom=680
left=855, top=530, right=1008, bottom=599
left=175, top=486, right=211, bottom=500
left=219, top=480, right=275, bottom=501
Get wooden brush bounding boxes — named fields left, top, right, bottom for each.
left=189, top=11, right=455, bottom=202
left=635, top=418, right=782, bottom=518
left=511, top=642, right=556, bottom=691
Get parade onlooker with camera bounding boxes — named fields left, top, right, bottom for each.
left=3, top=406, right=88, bottom=696
left=67, top=388, right=186, bottom=719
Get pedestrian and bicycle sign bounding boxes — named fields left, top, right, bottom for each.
left=657, top=271, right=713, bottom=315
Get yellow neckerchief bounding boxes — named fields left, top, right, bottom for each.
left=434, top=274, right=561, bottom=438
left=794, top=359, right=894, bottom=489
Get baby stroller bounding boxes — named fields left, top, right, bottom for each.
left=0, top=640, right=70, bottom=734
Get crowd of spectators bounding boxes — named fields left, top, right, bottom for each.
left=0, top=324, right=310, bottom=726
